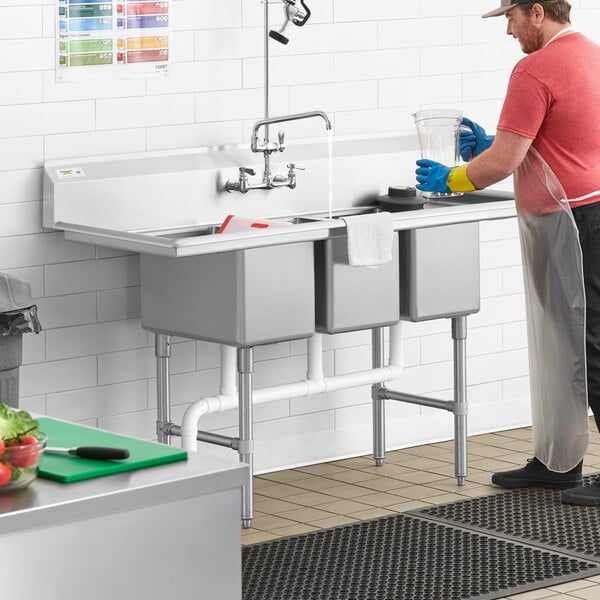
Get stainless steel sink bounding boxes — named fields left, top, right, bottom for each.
left=43, top=144, right=516, bottom=337
left=139, top=217, right=330, bottom=346
left=399, top=222, right=480, bottom=321
left=141, top=240, right=316, bottom=347
left=310, top=204, right=483, bottom=327
left=314, top=234, right=400, bottom=334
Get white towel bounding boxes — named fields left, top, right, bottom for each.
left=342, top=211, right=394, bottom=267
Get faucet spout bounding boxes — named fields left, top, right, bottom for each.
left=225, top=109, right=331, bottom=193
left=251, top=110, right=332, bottom=152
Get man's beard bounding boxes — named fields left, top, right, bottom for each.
left=519, top=25, right=545, bottom=54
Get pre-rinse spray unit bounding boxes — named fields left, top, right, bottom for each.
left=225, top=0, right=331, bottom=193
left=269, top=0, right=311, bottom=45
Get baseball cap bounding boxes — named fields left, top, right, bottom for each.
left=482, top=0, right=537, bottom=18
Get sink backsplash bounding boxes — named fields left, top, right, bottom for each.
left=44, top=135, right=420, bottom=232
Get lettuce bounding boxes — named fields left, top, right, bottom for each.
left=0, top=404, right=39, bottom=441
left=10, top=466, right=31, bottom=483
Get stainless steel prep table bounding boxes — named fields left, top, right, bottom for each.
left=0, top=442, right=247, bottom=600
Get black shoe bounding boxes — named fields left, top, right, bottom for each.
left=561, top=482, right=600, bottom=506
left=491, top=457, right=583, bottom=489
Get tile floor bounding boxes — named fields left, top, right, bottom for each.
left=241, top=418, right=600, bottom=599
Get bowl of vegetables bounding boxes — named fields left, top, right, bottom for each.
left=0, top=404, right=46, bottom=493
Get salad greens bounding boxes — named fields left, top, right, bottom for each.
left=9, top=465, right=30, bottom=484
left=0, top=403, right=39, bottom=442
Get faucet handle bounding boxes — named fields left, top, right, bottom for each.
left=225, top=166, right=255, bottom=193
left=278, top=131, right=285, bottom=152
left=287, top=163, right=305, bottom=172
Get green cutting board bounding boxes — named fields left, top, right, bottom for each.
left=37, top=417, right=188, bottom=483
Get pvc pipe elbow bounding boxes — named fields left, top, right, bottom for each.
left=181, top=399, right=211, bottom=451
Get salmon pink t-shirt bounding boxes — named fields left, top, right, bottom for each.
left=497, top=32, right=600, bottom=207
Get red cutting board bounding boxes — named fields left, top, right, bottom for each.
left=37, top=417, right=187, bottom=483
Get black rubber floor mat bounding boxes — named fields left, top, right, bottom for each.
left=242, top=512, right=600, bottom=600
left=412, top=474, right=600, bottom=562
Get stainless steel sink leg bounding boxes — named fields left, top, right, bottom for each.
left=372, top=327, right=386, bottom=467
left=452, top=316, right=468, bottom=486
left=238, top=347, right=254, bottom=529
left=155, top=333, right=171, bottom=445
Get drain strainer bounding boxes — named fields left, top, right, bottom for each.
left=414, top=474, right=600, bottom=560
left=242, top=513, right=599, bottom=600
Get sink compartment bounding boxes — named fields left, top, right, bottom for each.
left=314, top=233, right=400, bottom=334
left=143, top=225, right=220, bottom=240
left=399, top=222, right=480, bottom=321
left=138, top=216, right=322, bottom=238
left=140, top=242, right=315, bottom=347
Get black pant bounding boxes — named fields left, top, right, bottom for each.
left=572, top=200, right=600, bottom=431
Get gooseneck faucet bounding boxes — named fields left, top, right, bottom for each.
left=250, top=110, right=331, bottom=153
left=225, top=111, right=331, bottom=194
left=225, top=0, right=331, bottom=194
left=223, top=111, right=331, bottom=193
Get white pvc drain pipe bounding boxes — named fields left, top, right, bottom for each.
left=181, top=323, right=404, bottom=451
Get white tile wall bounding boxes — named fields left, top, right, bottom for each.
left=44, top=129, right=147, bottom=160
left=378, top=18, right=461, bottom=49
left=379, top=74, right=463, bottom=109
left=45, top=319, right=147, bottom=361
left=97, top=287, right=141, bottom=322
left=334, top=0, right=419, bottom=22
left=1, top=0, right=596, bottom=472
left=96, top=94, right=195, bottom=130
left=291, top=80, right=378, bottom=113
left=0, top=73, right=43, bottom=105
left=0, top=202, right=41, bottom=236
left=0, top=169, right=42, bottom=204
left=244, top=53, right=334, bottom=88
left=291, top=22, right=377, bottom=55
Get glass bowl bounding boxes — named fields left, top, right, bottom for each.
left=0, top=432, right=47, bottom=493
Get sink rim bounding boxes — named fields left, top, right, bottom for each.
left=130, top=206, right=393, bottom=239
left=56, top=190, right=516, bottom=258
left=133, top=215, right=332, bottom=240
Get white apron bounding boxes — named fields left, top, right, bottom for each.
left=514, top=146, right=589, bottom=472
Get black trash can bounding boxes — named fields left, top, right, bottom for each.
left=0, top=273, right=42, bottom=408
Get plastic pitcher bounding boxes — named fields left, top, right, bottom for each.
left=413, top=109, right=463, bottom=198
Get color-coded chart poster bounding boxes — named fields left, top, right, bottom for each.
left=56, top=0, right=170, bottom=81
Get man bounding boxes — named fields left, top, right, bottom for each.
left=415, top=0, right=600, bottom=505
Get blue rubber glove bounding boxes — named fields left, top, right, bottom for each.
left=415, top=159, right=451, bottom=193
left=460, top=117, right=494, bottom=161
